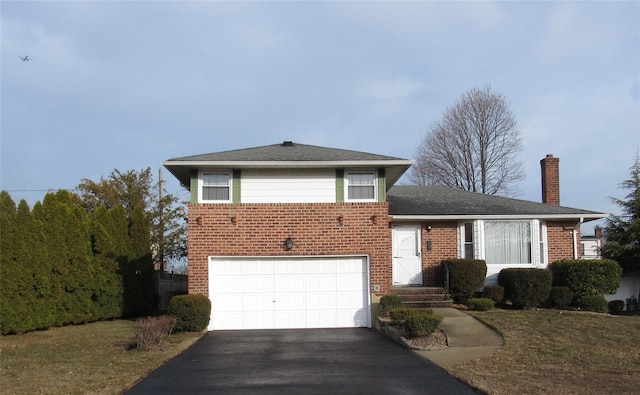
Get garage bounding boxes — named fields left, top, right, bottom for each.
left=208, top=256, right=370, bottom=330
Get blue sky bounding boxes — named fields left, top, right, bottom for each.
left=2, top=1, right=639, bottom=234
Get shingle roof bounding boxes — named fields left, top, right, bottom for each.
left=166, top=142, right=407, bottom=162
left=388, top=185, right=606, bottom=220
left=163, top=141, right=413, bottom=188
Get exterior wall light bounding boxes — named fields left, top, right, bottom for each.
left=284, top=237, right=294, bottom=251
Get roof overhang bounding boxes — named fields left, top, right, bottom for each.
left=163, top=159, right=413, bottom=189
left=390, top=213, right=608, bottom=222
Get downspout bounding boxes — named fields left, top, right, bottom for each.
left=573, top=217, right=584, bottom=259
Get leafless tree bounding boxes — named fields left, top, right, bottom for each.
left=409, top=85, right=524, bottom=196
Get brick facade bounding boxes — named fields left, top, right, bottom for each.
left=187, top=202, right=392, bottom=296
left=546, top=221, right=581, bottom=262
left=420, top=222, right=458, bottom=286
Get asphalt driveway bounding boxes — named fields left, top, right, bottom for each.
left=126, top=328, right=478, bottom=395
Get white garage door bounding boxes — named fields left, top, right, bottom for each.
left=208, top=256, right=370, bottom=330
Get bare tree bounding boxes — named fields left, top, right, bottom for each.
left=409, top=85, right=524, bottom=196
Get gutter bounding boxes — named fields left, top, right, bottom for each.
left=573, top=217, right=584, bottom=259
left=390, top=213, right=608, bottom=221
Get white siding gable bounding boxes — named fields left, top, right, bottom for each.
left=241, top=169, right=336, bottom=203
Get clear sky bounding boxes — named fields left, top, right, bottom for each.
left=2, top=1, right=639, bottom=234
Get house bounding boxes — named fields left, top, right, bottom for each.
left=163, top=143, right=606, bottom=330
left=580, top=227, right=603, bottom=259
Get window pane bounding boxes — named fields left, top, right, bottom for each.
left=203, top=187, right=229, bottom=201
left=484, top=221, right=531, bottom=264
left=348, top=185, right=374, bottom=199
left=464, top=223, right=473, bottom=243
left=465, top=244, right=474, bottom=259
left=349, top=173, right=374, bottom=185
left=203, top=173, right=230, bottom=186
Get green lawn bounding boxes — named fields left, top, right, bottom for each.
left=448, top=308, right=640, bottom=394
left=0, top=320, right=203, bottom=394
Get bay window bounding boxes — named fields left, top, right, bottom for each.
left=459, top=220, right=546, bottom=266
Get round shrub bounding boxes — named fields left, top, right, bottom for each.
left=548, top=286, right=573, bottom=308
left=498, top=268, right=552, bottom=309
left=575, top=294, right=608, bottom=313
left=403, top=313, right=444, bottom=338
left=445, top=259, right=487, bottom=303
left=379, top=294, right=402, bottom=315
left=482, top=285, right=504, bottom=304
left=168, top=294, right=211, bottom=332
left=550, top=259, right=622, bottom=299
left=608, top=300, right=625, bottom=314
left=389, top=308, right=433, bottom=326
left=466, top=297, right=494, bottom=311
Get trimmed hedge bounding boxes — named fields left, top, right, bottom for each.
left=379, top=294, right=402, bottom=315
left=482, top=285, right=504, bottom=304
left=550, top=259, right=622, bottom=299
left=548, top=286, right=573, bottom=308
left=168, top=294, right=211, bottom=332
left=403, top=313, right=444, bottom=338
left=445, top=259, right=487, bottom=303
left=498, top=268, right=552, bottom=309
left=575, top=294, right=608, bottom=313
left=608, top=300, right=625, bottom=314
left=466, top=297, right=494, bottom=311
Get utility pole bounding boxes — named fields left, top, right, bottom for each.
left=159, top=167, right=165, bottom=273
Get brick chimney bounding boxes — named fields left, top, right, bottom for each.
left=540, top=154, right=560, bottom=205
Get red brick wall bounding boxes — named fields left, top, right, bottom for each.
left=187, top=202, right=391, bottom=296
left=420, top=222, right=458, bottom=286
left=546, top=221, right=580, bottom=262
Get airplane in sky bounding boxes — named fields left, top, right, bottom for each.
left=19, top=55, right=32, bottom=62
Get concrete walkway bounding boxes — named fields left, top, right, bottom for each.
left=415, top=308, right=504, bottom=368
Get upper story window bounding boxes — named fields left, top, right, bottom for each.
left=201, top=172, right=231, bottom=202
left=346, top=171, right=376, bottom=201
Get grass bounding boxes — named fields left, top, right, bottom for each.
left=0, top=319, right=203, bottom=394
left=447, top=308, right=640, bottom=395
left=1, top=310, right=639, bottom=394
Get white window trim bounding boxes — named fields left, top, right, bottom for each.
left=345, top=169, right=377, bottom=202
left=199, top=170, right=232, bottom=203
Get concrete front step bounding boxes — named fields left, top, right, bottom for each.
left=390, top=286, right=445, bottom=294
left=390, top=286, right=452, bottom=308
left=401, top=300, right=454, bottom=308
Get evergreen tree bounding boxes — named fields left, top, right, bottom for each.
left=37, top=191, right=94, bottom=325
left=121, top=207, right=158, bottom=316
left=16, top=199, right=53, bottom=329
left=37, top=192, right=70, bottom=325
left=602, top=154, right=640, bottom=272
left=90, top=206, right=124, bottom=319
left=0, top=192, right=28, bottom=334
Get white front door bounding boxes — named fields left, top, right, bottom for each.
left=392, top=225, right=422, bottom=285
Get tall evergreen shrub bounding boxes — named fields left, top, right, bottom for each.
left=444, top=259, right=487, bottom=303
